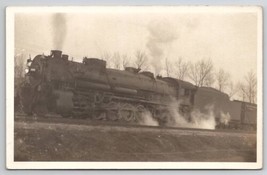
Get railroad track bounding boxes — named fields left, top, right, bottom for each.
left=14, top=113, right=256, bottom=136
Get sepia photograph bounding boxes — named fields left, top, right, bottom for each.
left=6, top=6, right=262, bottom=169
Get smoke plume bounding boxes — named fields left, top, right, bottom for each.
left=52, top=13, right=67, bottom=50
left=146, top=20, right=178, bottom=75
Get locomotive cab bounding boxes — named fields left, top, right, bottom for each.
left=159, top=77, right=196, bottom=105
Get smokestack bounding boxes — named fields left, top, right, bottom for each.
left=51, top=50, right=62, bottom=58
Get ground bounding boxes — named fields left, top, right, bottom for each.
left=14, top=117, right=257, bottom=162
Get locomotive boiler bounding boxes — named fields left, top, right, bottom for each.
left=20, top=50, right=196, bottom=126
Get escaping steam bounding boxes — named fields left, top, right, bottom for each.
left=52, top=13, right=67, bottom=50
left=146, top=20, right=178, bottom=75
left=139, top=110, right=159, bottom=126
left=219, top=111, right=231, bottom=125
left=165, top=100, right=216, bottom=129
left=190, top=106, right=217, bottom=129
left=136, top=98, right=232, bottom=129
left=167, top=101, right=231, bottom=129
left=163, top=99, right=229, bottom=130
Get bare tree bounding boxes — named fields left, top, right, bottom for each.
left=174, top=57, right=189, bottom=80
left=134, top=50, right=148, bottom=70
left=101, top=51, right=111, bottom=68
left=236, top=71, right=257, bottom=103
left=14, top=53, right=26, bottom=104
left=111, top=52, right=121, bottom=69
left=215, top=68, right=230, bottom=92
left=122, top=54, right=130, bottom=69
left=165, top=57, right=172, bottom=77
left=188, top=58, right=214, bottom=87
left=203, top=73, right=215, bottom=87
left=237, top=82, right=247, bottom=102
left=245, top=70, right=257, bottom=103
left=15, top=53, right=26, bottom=79
left=227, top=81, right=238, bottom=99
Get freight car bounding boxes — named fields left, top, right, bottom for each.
left=19, top=50, right=196, bottom=126
left=228, top=100, right=257, bottom=130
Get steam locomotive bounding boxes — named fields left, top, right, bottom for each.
left=18, top=50, right=257, bottom=130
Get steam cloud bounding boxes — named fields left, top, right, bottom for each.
left=138, top=99, right=231, bottom=130
left=165, top=100, right=216, bottom=129
left=146, top=20, right=178, bottom=75
left=220, top=111, right=231, bottom=125
left=52, top=13, right=67, bottom=50
left=139, top=110, right=159, bottom=126
left=166, top=100, right=231, bottom=130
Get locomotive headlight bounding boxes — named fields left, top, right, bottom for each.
left=25, top=68, right=29, bottom=73
left=25, top=67, right=36, bottom=73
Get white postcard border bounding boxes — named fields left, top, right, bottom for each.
left=6, top=6, right=263, bottom=169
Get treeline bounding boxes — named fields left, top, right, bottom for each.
left=15, top=53, right=26, bottom=79
left=164, top=57, right=257, bottom=104
left=99, top=50, right=257, bottom=104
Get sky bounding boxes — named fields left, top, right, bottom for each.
left=14, top=7, right=259, bottom=84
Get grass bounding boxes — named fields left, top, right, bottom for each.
left=14, top=121, right=256, bottom=162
